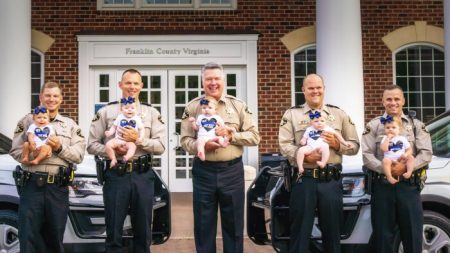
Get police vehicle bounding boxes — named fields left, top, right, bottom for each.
left=247, top=111, right=450, bottom=253
left=0, top=133, right=171, bottom=253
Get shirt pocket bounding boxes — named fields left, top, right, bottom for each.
left=143, top=118, right=152, bottom=138
left=375, top=135, right=385, bottom=158
left=54, top=128, right=72, bottom=145
left=223, top=114, right=240, bottom=131
left=293, top=124, right=308, bottom=145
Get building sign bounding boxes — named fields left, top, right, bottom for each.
left=94, top=42, right=242, bottom=58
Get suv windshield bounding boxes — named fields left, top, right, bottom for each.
left=427, top=111, right=450, bottom=158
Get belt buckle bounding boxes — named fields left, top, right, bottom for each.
left=313, top=169, right=319, bottom=179
left=47, top=174, right=55, bottom=184
left=126, top=161, right=133, bottom=173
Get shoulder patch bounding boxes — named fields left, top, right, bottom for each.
left=280, top=117, right=288, bottom=127
left=244, top=105, right=252, bottom=115
left=76, top=128, right=84, bottom=138
left=181, top=109, right=190, bottom=120
left=14, top=122, right=24, bottom=134
left=107, top=101, right=119, bottom=105
left=362, top=125, right=371, bottom=135
left=348, top=117, right=355, bottom=125
left=91, top=112, right=100, bottom=122
left=158, top=115, right=165, bottom=124
left=291, top=105, right=304, bottom=109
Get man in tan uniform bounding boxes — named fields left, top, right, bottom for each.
left=10, top=82, right=86, bottom=253
left=181, top=62, right=260, bottom=253
left=362, top=85, right=432, bottom=253
left=279, top=74, right=359, bottom=253
left=87, top=69, right=165, bottom=253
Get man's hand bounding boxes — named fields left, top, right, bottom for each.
left=391, top=161, right=407, bottom=177
left=118, top=127, right=138, bottom=142
left=304, top=149, right=321, bottom=163
left=215, top=125, right=233, bottom=140
left=204, top=140, right=221, bottom=152
left=322, top=131, right=340, bottom=150
left=47, top=135, right=61, bottom=152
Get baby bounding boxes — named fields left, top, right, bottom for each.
left=380, top=115, right=415, bottom=184
left=22, top=106, right=54, bottom=165
left=296, top=111, right=351, bottom=173
left=189, top=96, right=231, bottom=161
left=105, top=96, right=144, bottom=168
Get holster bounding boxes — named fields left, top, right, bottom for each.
left=58, top=164, right=74, bottom=186
left=95, top=156, right=106, bottom=185
left=12, top=165, right=28, bottom=195
left=363, top=166, right=374, bottom=195
left=282, top=161, right=293, bottom=192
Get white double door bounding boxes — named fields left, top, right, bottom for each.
left=93, top=67, right=244, bottom=192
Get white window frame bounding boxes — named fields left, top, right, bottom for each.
left=31, top=48, right=44, bottom=109
left=392, top=42, right=446, bottom=121
left=97, top=0, right=236, bottom=10
left=290, top=44, right=316, bottom=106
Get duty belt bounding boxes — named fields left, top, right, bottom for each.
left=373, top=167, right=427, bottom=186
left=297, top=163, right=342, bottom=182
left=106, top=154, right=152, bottom=175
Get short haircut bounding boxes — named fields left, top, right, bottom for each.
left=40, top=81, right=62, bottom=94
left=384, top=84, right=404, bottom=92
left=201, top=62, right=224, bottom=77
left=122, top=68, right=142, bottom=78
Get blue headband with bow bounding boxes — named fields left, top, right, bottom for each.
left=120, top=96, right=135, bottom=105
left=309, top=111, right=321, bottom=120
left=33, top=106, right=47, bottom=115
left=200, top=98, right=209, bottom=105
left=380, top=115, right=394, bottom=124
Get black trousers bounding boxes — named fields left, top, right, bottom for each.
left=103, top=169, right=155, bottom=253
left=192, top=157, right=245, bottom=253
left=18, top=178, right=69, bottom=253
left=371, top=179, right=423, bottom=253
left=289, top=177, right=343, bottom=253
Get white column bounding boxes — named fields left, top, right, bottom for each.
left=445, top=0, right=450, bottom=110
left=0, top=0, right=31, bottom=138
left=316, top=0, right=365, bottom=148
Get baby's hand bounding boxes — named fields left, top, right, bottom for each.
left=105, top=130, right=113, bottom=137
left=387, top=133, right=394, bottom=139
left=300, top=140, right=306, bottom=146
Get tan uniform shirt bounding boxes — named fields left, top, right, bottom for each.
left=180, top=94, right=260, bottom=162
left=279, top=103, right=360, bottom=168
left=87, top=101, right=165, bottom=158
left=362, top=113, right=432, bottom=174
left=10, top=113, right=86, bottom=175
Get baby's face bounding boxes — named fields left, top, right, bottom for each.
left=201, top=104, right=216, bottom=116
left=122, top=104, right=137, bottom=118
left=310, top=117, right=326, bottom=130
left=384, top=122, right=400, bottom=136
left=34, top=113, right=50, bottom=127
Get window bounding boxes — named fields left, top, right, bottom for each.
left=292, top=45, right=316, bottom=106
left=31, top=50, right=44, bottom=109
left=98, top=0, right=236, bottom=10
left=395, top=44, right=445, bottom=122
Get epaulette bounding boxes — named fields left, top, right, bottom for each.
left=141, top=102, right=152, bottom=107
left=325, top=104, right=340, bottom=109
left=107, top=101, right=119, bottom=105
left=290, top=105, right=304, bottom=109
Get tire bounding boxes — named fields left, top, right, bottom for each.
left=394, top=210, right=450, bottom=253
left=0, top=209, right=20, bottom=253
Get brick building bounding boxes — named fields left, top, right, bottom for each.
left=1, top=0, right=448, bottom=192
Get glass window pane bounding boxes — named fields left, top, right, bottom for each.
left=421, top=62, right=433, bottom=76
left=152, top=157, right=161, bottom=167
left=176, top=169, right=186, bottom=178
left=151, top=91, right=161, bottom=104
left=396, top=50, right=407, bottom=61
left=421, top=47, right=433, bottom=61
left=188, top=76, right=199, bottom=88
left=435, top=92, right=445, bottom=107
left=151, top=76, right=161, bottom=89
left=294, top=62, right=306, bottom=76
left=100, top=90, right=109, bottom=102
left=421, top=77, right=433, bottom=92
left=295, top=93, right=305, bottom=105
left=294, top=52, right=306, bottom=61
left=306, top=48, right=316, bottom=61
left=396, top=77, right=407, bottom=91
left=408, top=93, right=420, bottom=107
left=295, top=78, right=303, bottom=91
left=175, top=107, right=184, bottom=119
left=188, top=91, right=199, bottom=101
left=31, top=95, right=40, bottom=108
left=32, top=79, right=41, bottom=93
left=408, top=61, right=420, bottom=76
left=176, top=148, right=186, bottom=155
left=435, top=77, right=445, bottom=91
left=307, top=62, right=316, bottom=73
left=176, top=122, right=181, bottom=134
left=100, top=75, right=109, bottom=87
left=408, top=77, right=420, bottom=91
left=31, top=51, right=41, bottom=62
left=422, top=108, right=435, bottom=123
left=142, top=76, right=148, bottom=89
left=31, top=64, right=41, bottom=78
left=175, top=91, right=185, bottom=104
left=395, top=62, right=407, bottom=76
left=139, top=92, right=148, bottom=103
left=226, top=74, right=236, bottom=86
left=434, top=62, right=444, bottom=76
left=155, top=106, right=161, bottom=113
left=434, top=49, right=444, bottom=60
left=407, top=47, right=420, bottom=60
left=175, top=76, right=185, bottom=88
left=176, top=159, right=186, bottom=167
left=422, top=93, right=434, bottom=107
left=228, top=89, right=236, bottom=97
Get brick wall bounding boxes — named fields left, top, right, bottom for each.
left=32, top=0, right=443, bottom=154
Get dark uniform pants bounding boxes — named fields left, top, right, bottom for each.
left=289, top=177, right=343, bottom=253
left=192, top=157, right=245, bottom=253
left=18, top=177, right=69, bottom=253
left=371, top=180, right=423, bottom=253
left=103, top=169, right=155, bottom=253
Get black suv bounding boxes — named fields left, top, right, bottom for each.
left=0, top=133, right=171, bottom=253
left=247, top=112, right=450, bottom=253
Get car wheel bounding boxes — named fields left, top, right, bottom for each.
left=0, top=210, right=20, bottom=253
left=395, top=210, right=450, bottom=253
